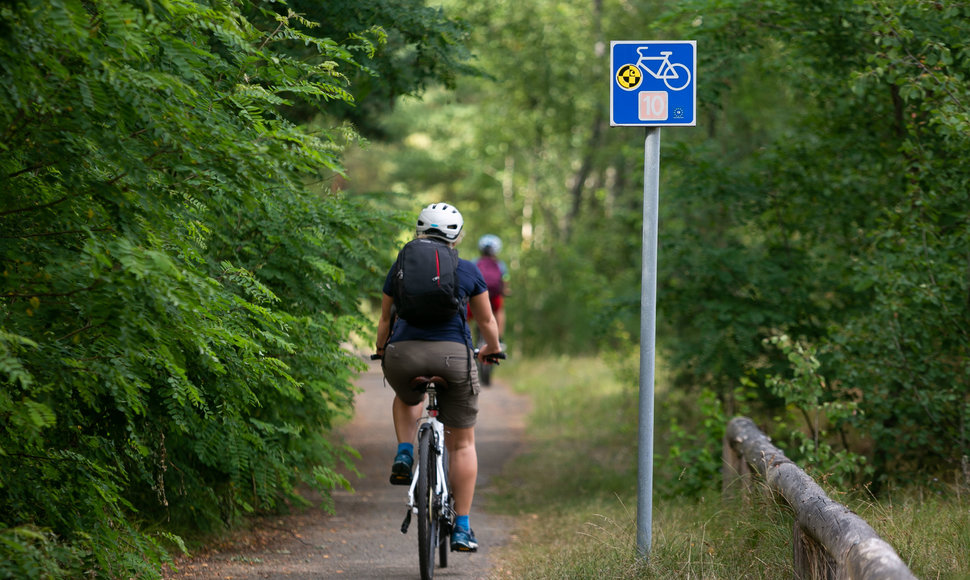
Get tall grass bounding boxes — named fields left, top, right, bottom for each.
left=848, top=487, right=970, bottom=578
left=487, top=355, right=970, bottom=579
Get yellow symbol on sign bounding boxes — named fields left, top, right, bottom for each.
left=616, top=63, right=642, bottom=90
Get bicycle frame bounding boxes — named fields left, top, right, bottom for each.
left=636, top=50, right=676, bottom=79
left=406, top=385, right=452, bottom=526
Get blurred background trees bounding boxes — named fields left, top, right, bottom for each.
left=343, top=0, right=969, bottom=494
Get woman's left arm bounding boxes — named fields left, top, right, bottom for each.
left=375, top=293, right=394, bottom=355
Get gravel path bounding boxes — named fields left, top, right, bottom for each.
left=164, top=359, right=529, bottom=579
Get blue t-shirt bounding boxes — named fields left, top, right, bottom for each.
left=383, top=258, right=487, bottom=346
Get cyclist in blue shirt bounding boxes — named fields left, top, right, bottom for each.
left=375, top=202, right=502, bottom=552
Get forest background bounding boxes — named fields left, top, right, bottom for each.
left=1, top=0, right=967, bottom=577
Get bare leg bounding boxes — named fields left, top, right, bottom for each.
left=444, top=426, right=477, bottom=516
left=392, top=395, right=423, bottom=444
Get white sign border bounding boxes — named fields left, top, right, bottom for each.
left=609, top=40, right=697, bottom=128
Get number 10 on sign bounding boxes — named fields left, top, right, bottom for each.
left=639, top=92, right=667, bottom=121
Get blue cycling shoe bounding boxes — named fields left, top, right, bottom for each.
left=451, top=527, right=478, bottom=552
left=389, top=451, right=413, bottom=485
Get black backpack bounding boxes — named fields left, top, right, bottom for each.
left=392, top=238, right=463, bottom=327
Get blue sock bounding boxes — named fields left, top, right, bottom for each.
left=397, top=442, right=413, bottom=456
left=455, top=515, right=470, bottom=531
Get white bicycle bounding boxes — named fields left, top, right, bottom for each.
left=376, top=351, right=505, bottom=580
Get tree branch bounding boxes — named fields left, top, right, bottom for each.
left=8, top=160, right=58, bottom=179
left=0, top=227, right=113, bottom=239
left=4, top=280, right=103, bottom=299
left=0, top=195, right=72, bottom=217
left=57, top=321, right=104, bottom=342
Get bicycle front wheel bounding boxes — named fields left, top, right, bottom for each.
left=439, top=445, right=451, bottom=568
left=664, top=63, right=691, bottom=91
left=478, top=358, right=492, bottom=386
left=416, top=425, right=437, bottom=580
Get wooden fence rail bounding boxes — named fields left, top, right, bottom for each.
left=723, top=416, right=918, bottom=580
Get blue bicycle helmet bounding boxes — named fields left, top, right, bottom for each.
left=478, top=234, right=502, bottom=255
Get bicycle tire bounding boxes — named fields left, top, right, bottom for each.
left=439, top=445, right=450, bottom=568
left=480, top=359, right=492, bottom=386
left=439, top=522, right=449, bottom=568
left=417, top=425, right=437, bottom=580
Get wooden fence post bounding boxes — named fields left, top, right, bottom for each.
left=722, top=424, right=752, bottom=500
left=793, top=521, right=836, bottom=580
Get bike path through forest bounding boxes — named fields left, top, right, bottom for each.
left=165, top=359, right=530, bottom=579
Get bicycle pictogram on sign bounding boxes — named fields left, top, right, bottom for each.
left=616, top=47, right=691, bottom=92
left=634, top=47, right=690, bottom=91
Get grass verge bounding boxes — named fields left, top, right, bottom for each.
left=486, top=355, right=970, bottom=579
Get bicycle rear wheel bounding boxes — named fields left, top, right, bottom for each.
left=416, top=425, right=437, bottom=580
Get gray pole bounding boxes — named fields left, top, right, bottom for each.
left=637, top=126, right=661, bottom=559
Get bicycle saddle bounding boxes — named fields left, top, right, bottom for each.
left=410, top=376, right=448, bottom=391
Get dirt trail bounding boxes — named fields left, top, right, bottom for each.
left=165, top=359, right=529, bottom=579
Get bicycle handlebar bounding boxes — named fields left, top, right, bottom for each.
left=475, top=350, right=507, bottom=365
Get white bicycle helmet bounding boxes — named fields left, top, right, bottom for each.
left=415, top=203, right=464, bottom=242
left=478, top=234, right=502, bottom=254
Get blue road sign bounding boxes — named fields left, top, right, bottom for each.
left=610, top=41, right=696, bottom=127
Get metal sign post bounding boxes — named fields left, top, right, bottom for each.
left=637, top=126, right=660, bottom=559
left=609, top=40, right=696, bottom=560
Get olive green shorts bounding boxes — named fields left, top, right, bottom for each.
left=381, top=340, right=480, bottom=429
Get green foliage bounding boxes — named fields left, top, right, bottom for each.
left=0, top=526, right=91, bottom=579
left=656, top=388, right=726, bottom=499
left=0, top=0, right=453, bottom=575
left=763, top=335, right=870, bottom=489
left=660, top=0, right=970, bottom=491
left=275, top=0, right=478, bottom=136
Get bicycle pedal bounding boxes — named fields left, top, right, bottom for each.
left=389, top=473, right=412, bottom=485
left=401, top=509, right=412, bottom=534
